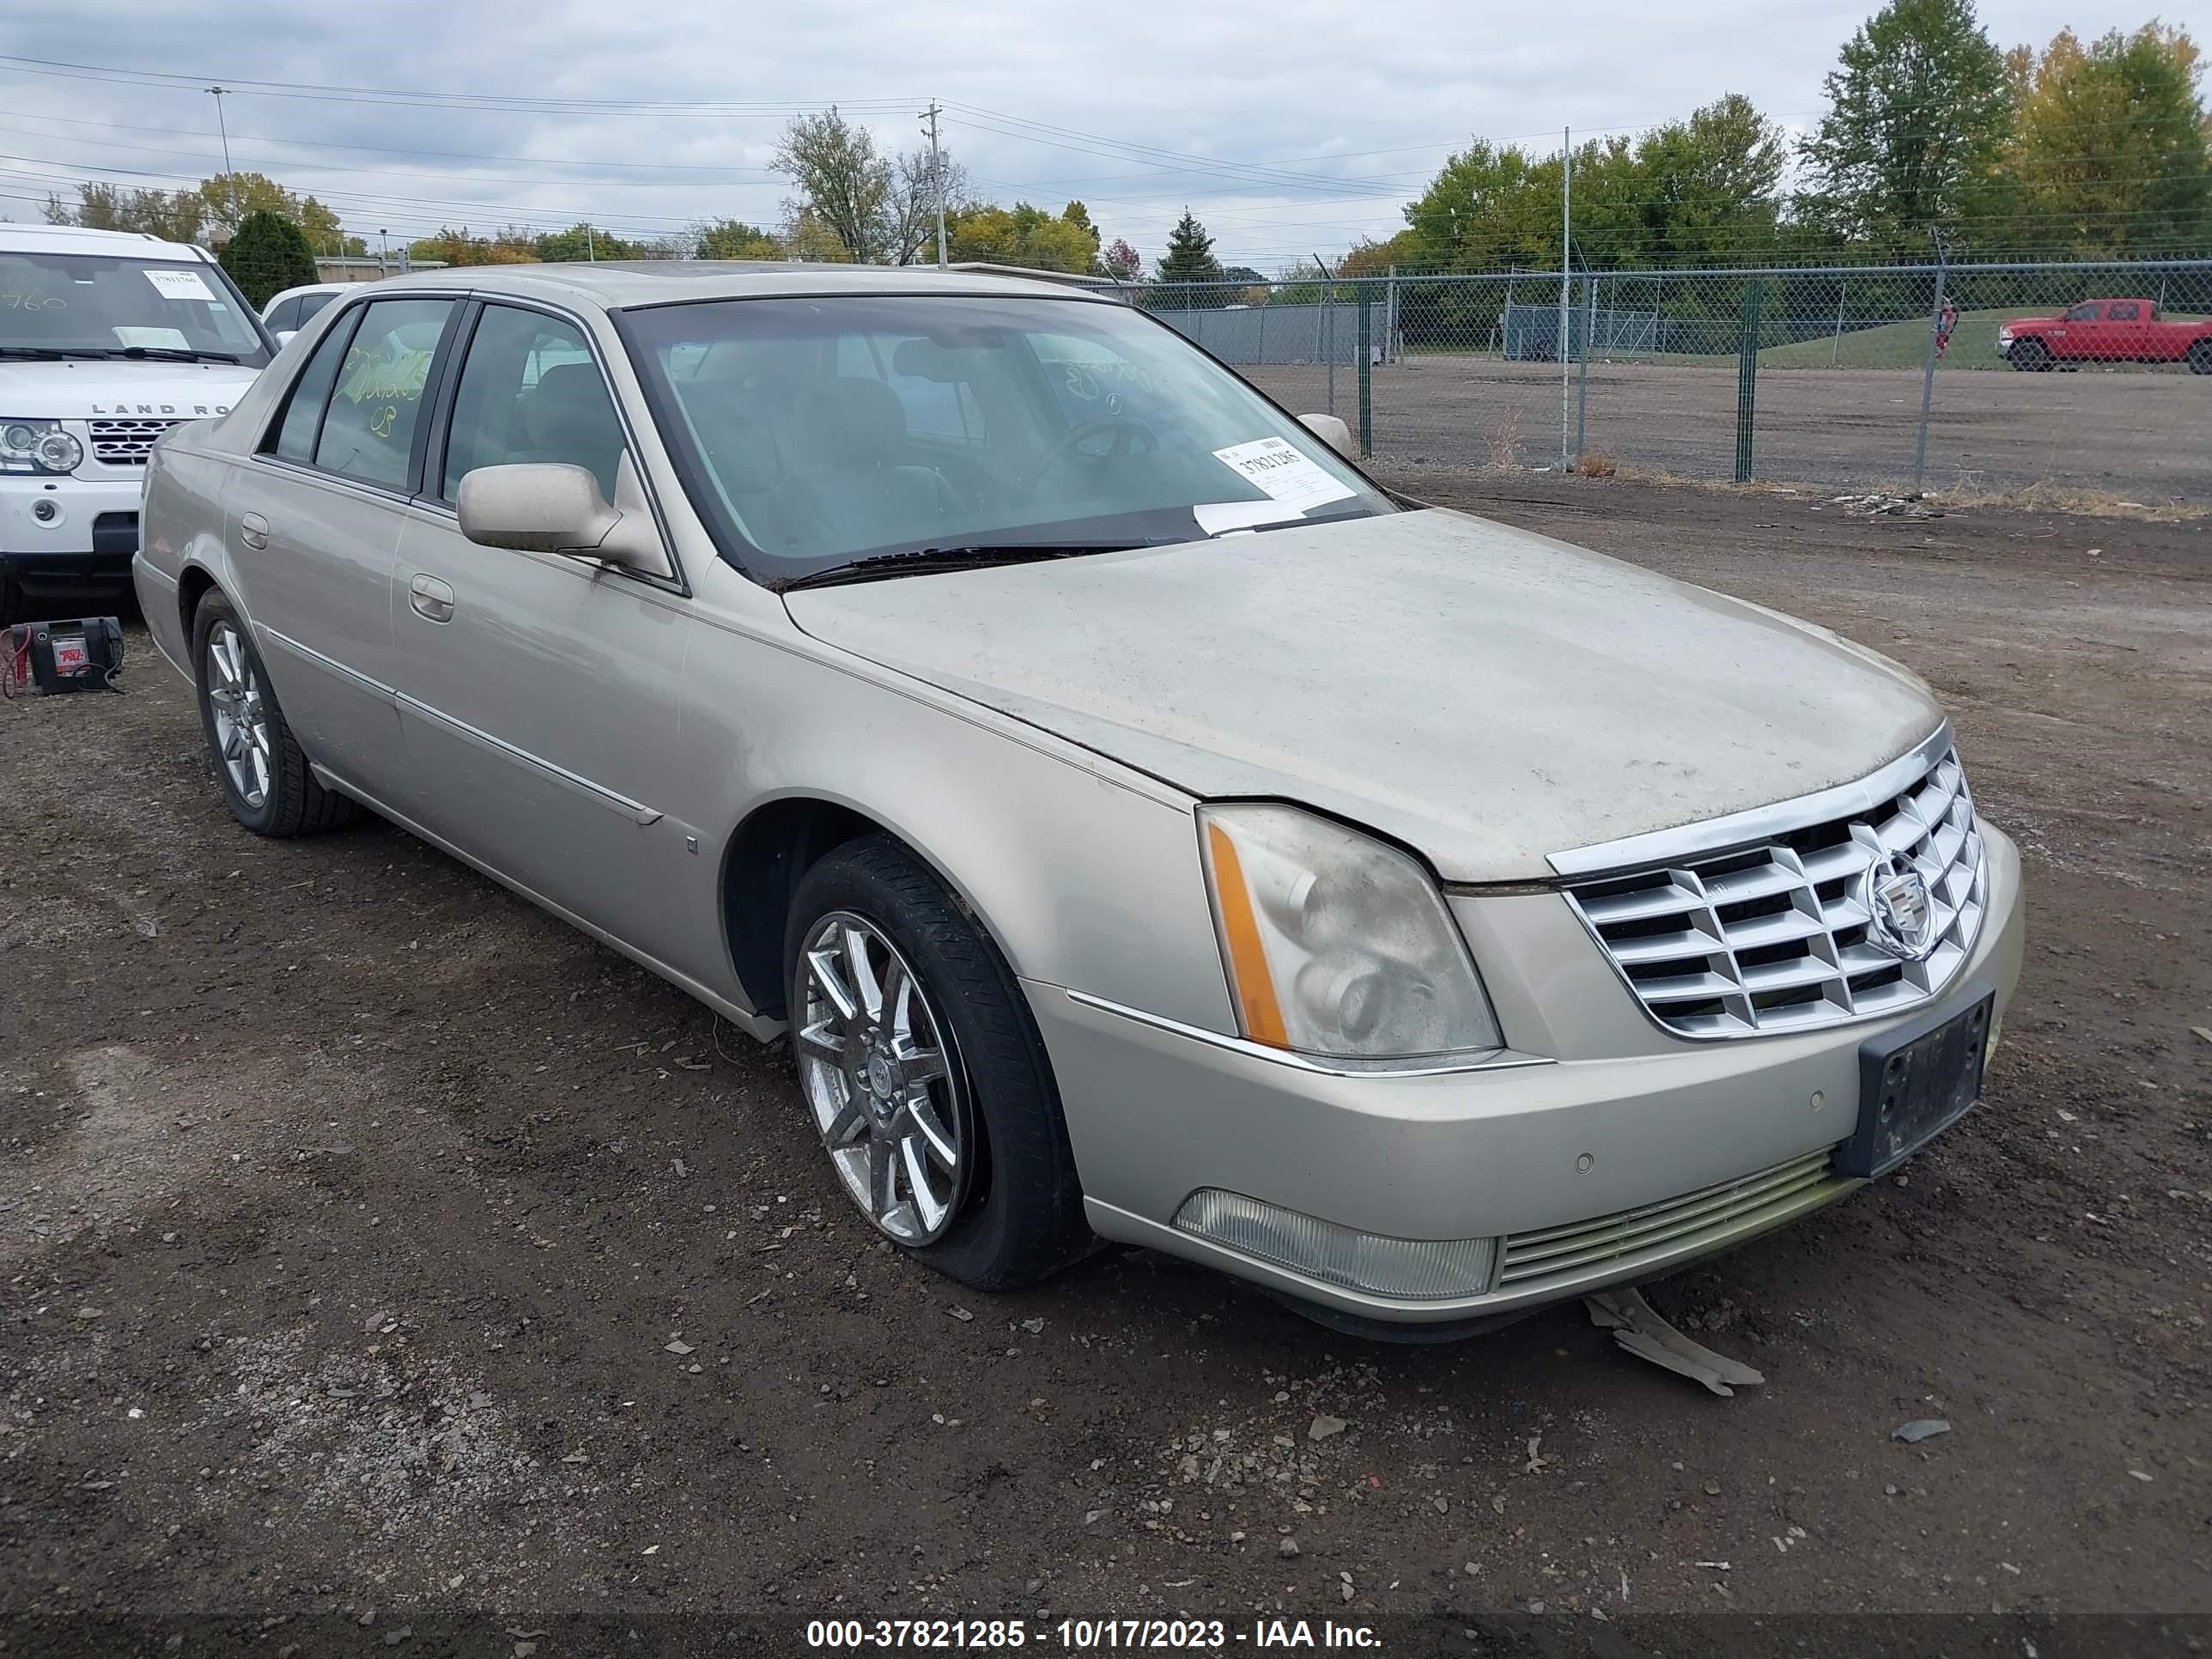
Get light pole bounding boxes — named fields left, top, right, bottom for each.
left=379, top=228, right=389, bottom=277
left=205, top=87, right=234, bottom=177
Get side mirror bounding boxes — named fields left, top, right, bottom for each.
left=456, top=459, right=672, bottom=579
left=1298, top=412, right=1354, bottom=459
left=273, top=330, right=298, bottom=348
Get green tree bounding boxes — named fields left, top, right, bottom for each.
left=945, top=201, right=1097, bottom=272
left=219, top=210, right=319, bottom=308
left=1153, top=209, right=1225, bottom=303
left=2002, top=22, right=2209, bottom=255
left=198, top=173, right=358, bottom=254
left=772, top=106, right=893, bottom=262
left=534, top=222, right=641, bottom=261
left=46, top=182, right=206, bottom=243
left=781, top=207, right=854, bottom=264
left=1616, top=94, right=1787, bottom=264
left=405, top=226, right=537, bottom=266
left=45, top=173, right=363, bottom=254
left=696, top=218, right=783, bottom=259
left=1798, top=0, right=2014, bottom=247
left=1400, top=139, right=1570, bottom=270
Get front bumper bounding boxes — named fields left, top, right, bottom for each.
left=2, top=477, right=143, bottom=597
left=1031, top=823, right=2024, bottom=1324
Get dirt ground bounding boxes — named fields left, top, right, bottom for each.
left=3, top=477, right=2209, bottom=1656
left=1244, top=359, right=2212, bottom=503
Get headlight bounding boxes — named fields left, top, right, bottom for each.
left=0, top=419, right=82, bottom=475
left=1197, top=803, right=1502, bottom=1062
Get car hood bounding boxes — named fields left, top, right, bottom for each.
left=782, top=508, right=1944, bottom=882
left=0, top=359, right=260, bottom=420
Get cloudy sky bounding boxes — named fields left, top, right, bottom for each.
left=0, top=1, right=2136, bottom=270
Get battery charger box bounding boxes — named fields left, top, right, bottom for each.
left=3, top=617, right=125, bottom=696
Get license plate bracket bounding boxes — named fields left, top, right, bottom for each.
left=1839, top=991, right=1994, bottom=1179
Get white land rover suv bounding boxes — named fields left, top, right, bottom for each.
left=2, top=223, right=274, bottom=623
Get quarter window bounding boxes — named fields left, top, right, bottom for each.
left=264, top=295, right=300, bottom=332
left=314, top=299, right=453, bottom=489
left=441, top=305, right=625, bottom=501
left=268, top=306, right=360, bottom=464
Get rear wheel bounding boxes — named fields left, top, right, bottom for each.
left=2009, top=338, right=2051, bottom=372
left=191, top=589, right=361, bottom=836
left=2188, top=340, right=2212, bottom=376
left=785, top=834, right=1091, bottom=1289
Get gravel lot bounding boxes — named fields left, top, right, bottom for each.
left=3, top=477, right=2208, bottom=1655
left=1244, top=360, right=2212, bottom=502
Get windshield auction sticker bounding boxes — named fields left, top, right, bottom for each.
left=143, top=268, right=217, bottom=304
left=1212, top=437, right=1356, bottom=514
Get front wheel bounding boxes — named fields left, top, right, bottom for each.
left=191, top=589, right=360, bottom=836
left=2008, top=338, right=2051, bottom=372
left=784, top=835, right=1091, bottom=1289
left=2188, top=340, right=2212, bottom=376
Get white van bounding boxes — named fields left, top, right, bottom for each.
left=2, top=222, right=274, bottom=622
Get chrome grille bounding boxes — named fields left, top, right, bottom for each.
left=1497, top=1148, right=1844, bottom=1291
left=88, top=417, right=181, bottom=466
left=1563, top=745, right=1986, bottom=1037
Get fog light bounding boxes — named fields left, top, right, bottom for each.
left=1173, top=1188, right=1497, bottom=1299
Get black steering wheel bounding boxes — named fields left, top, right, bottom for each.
left=1018, top=416, right=1159, bottom=504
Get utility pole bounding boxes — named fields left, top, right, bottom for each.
left=586, top=223, right=596, bottom=263
left=1558, top=125, right=1572, bottom=470
left=921, top=101, right=948, bottom=268
left=378, top=228, right=389, bottom=277
left=206, top=86, right=234, bottom=177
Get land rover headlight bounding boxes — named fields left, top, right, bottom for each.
left=1197, top=803, right=1502, bottom=1062
left=0, top=420, right=82, bottom=475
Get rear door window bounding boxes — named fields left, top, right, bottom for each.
left=267, top=307, right=362, bottom=464
left=314, top=299, right=453, bottom=489
left=2107, top=301, right=2139, bottom=321
left=264, top=295, right=300, bottom=332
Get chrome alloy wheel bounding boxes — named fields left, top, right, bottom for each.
left=795, top=912, right=970, bottom=1244
left=205, top=620, right=272, bottom=810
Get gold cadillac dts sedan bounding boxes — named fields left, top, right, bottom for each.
left=135, top=262, right=2023, bottom=1337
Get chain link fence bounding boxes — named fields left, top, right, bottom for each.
left=1133, top=259, right=2212, bottom=504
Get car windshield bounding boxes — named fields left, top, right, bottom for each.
left=0, top=250, right=270, bottom=363
left=617, top=293, right=1393, bottom=581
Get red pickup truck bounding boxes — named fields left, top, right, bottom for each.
left=1998, top=299, right=2212, bottom=372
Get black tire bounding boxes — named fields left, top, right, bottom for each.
left=2188, top=340, right=2212, bottom=376
left=191, top=588, right=361, bottom=836
left=784, top=834, right=1091, bottom=1289
left=2009, top=338, right=2051, bottom=372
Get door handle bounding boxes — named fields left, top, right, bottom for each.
left=409, top=572, right=456, bottom=624
left=238, top=512, right=270, bottom=550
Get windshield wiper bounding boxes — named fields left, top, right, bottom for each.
left=0, top=345, right=241, bottom=363
left=113, top=346, right=242, bottom=363
left=774, top=542, right=1148, bottom=592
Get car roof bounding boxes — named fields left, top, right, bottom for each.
left=356, top=260, right=1122, bottom=312
left=264, top=281, right=363, bottom=307
left=0, top=222, right=216, bottom=263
